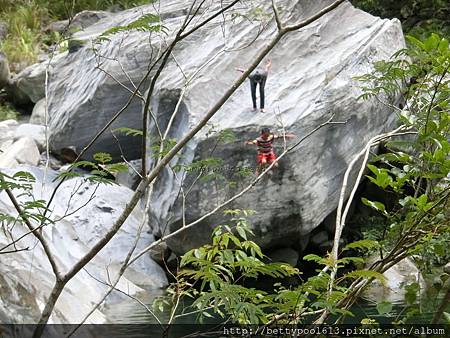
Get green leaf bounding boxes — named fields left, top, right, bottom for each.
left=236, top=226, right=247, bottom=240
left=98, top=13, right=166, bottom=41
left=405, top=282, right=419, bottom=305
left=443, top=312, right=450, bottom=324
left=376, top=301, right=393, bottom=315
left=93, top=152, right=112, bottom=164
left=343, top=239, right=379, bottom=251
left=345, top=269, right=386, bottom=285
left=113, top=127, right=143, bottom=137
left=361, top=198, right=386, bottom=213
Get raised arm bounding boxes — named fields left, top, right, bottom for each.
left=265, top=59, right=272, bottom=73
left=274, top=133, right=296, bottom=140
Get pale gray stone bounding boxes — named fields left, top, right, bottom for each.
left=14, top=123, right=46, bottom=151
left=0, top=137, right=40, bottom=168
left=363, top=257, right=425, bottom=303
left=30, top=98, right=47, bottom=125
left=0, top=166, right=168, bottom=323
left=444, top=262, right=450, bottom=274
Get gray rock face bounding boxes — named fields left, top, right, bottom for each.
left=0, top=51, right=10, bottom=90
left=0, top=166, right=168, bottom=323
left=13, top=0, right=405, bottom=254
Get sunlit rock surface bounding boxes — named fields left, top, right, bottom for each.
left=0, top=166, right=167, bottom=323
left=11, top=0, right=405, bottom=254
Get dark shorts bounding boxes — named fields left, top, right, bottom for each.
left=257, top=152, right=276, bottom=165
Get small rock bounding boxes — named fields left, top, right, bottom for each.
left=30, top=98, right=47, bottom=125
left=0, top=137, right=40, bottom=168
left=311, top=231, right=329, bottom=246
left=72, top=10, right=109, bottom=30
left=444, top=262, right=450, bottom=274
left=267, top=247, right=299, bottom=266
left=363, top=257, right=425, bottom=303
left=0, top=139, right=13, bottom=154
left=14, top=123, right=46, bottom=152
left=0, top=119, right=18, bottom=145
left=46, top=19, right=70, bottom=34
left=38, top=152, right=64, bottom=169
left=46, top=11, right=109, bottom=35
left=115, top=159, right=141, bottom=190
left=148, top=241, right=171, bottom=265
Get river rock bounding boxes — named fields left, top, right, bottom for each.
left=14, top=123, right=46, bottom=151
left=0, top=119, right=18, bottom=142
left=267, top=247, right=299, bottom=266
left=444, top=262, right=450, bottom=274
left=0, top=166, right=168, bottom=323
left=14, top=0, right=405, bottom=254
left=0, top=137, right=40, bottom=168
left=363, top=257, right=425, bottom=303
left=30, top=98, right=47, bottom=124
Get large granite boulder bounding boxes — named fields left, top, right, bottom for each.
left=0, top=166, right=167, bottom=323
left=12, top=0, right=405, bottom=254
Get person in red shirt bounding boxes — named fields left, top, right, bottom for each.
left=245, top=127, right=295, bottom=175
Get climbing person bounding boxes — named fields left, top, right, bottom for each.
left=236, top=59, right=272, bottom=113
left=245, top=127, right=295, bottom=176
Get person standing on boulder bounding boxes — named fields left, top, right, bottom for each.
left=236, top=59, right=272, bottom=113
left=245, top=127, right=295, bottom=175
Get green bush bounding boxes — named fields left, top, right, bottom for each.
left=0, top=0, right=153, bottom=71
left=0, top=103, right=18, bottom=121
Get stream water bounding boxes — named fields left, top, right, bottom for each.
left=103, top=288, right=442, bottom=325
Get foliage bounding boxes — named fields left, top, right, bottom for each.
left=351, top=0, right=450, bottom=39
left=0, top=0, right=154, bottom=71
left=0, top=102, right=18, bottom=121
left=97, top=12, right=165, bottom=42
left=356, top=33, right=449, bottom=321
left=154, top=210, right=392, bottom=324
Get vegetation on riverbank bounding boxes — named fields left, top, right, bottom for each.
left=0, top=0, right=150, bottom=72
left=351, top=0, right=450, bottom=39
